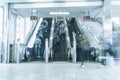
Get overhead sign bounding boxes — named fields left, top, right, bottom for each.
left=30, top=16, right=38, bottom=20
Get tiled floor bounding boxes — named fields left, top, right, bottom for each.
left=0, top=61, right=120, bottom=80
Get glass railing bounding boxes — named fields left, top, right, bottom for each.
left=112, top=21, right=120, bottom=34
left=76, top=18, right=102, bottom=57
left=84, top=24, right=101, bottom=44
left=24, top=18, right=40, bottom=46
left=77, top=18, right=105, bottom=59
left=77, top=19, right=101, bottom=44
left=64, top=20, right=71, bottom=48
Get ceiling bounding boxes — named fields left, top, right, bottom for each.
left=13, top=6, right=101, bottom=18
left=10, top=1, right=102, bottom=18
left=9, top=0, right=120, bottom=18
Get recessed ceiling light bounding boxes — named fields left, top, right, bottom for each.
left=49, top=12, right=70, bottom=15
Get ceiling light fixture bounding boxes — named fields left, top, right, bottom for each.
left=49, top=11, right=70, bottom=15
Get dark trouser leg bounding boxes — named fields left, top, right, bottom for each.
left=103, top=50, right=107, bottom=56
left=37, top=47, right=41, bottom=57
left=107, top=49, right=114, bottom=56
left=86, top=51, right=89, bottom=61
left=38, top=48, right=40, bottom=58
left=80, top=51, right=85, bottom=65
left=35, top=48, right=37, bottom=58
left=101, top=50, right=107, bottom=65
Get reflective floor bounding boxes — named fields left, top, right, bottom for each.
left=0, top=61, right=120, bottom=80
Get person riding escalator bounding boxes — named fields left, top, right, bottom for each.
left=59, top=21, right=66, bottom=39
left=34, top=37, right=41, bottom=59
left=53, top=21, right=66, bottom=53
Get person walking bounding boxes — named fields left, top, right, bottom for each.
left=80, top=37, right=90, bottom=67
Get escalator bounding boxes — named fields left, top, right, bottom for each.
left=67, top=18, right=77, bottom=61
left=67, top=18, right=82, bottom=47
left=80, top=20, right=118, bottom=61
left=67, top=18, right=84, bottom=61
left=67, top=18, right=75, bottom=47
left=53, top=21, right=67, bottom=61
left=23, top=18, right=43, bottom=62
left=24, top=18, right=52, bottom=62
left=53, top=36, right=67, bottom=61
left=84, top=21, right=117, bottom=58
left=38, top=18, right=52, bottom=61
left=72, top=18, right=85, bottom=61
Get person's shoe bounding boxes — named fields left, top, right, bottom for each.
left=38, top=56, right=41, bottom=58
left=80, top=65, right=85, bottom=68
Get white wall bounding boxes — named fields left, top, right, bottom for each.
left=9, top=11, right=17, bottom=44
left=0, top=7, right=3, bottom=43
left=0, top=7, right=3, bottom=62
left=90, top=8, right=103, bottom=18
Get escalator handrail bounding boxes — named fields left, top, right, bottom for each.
left=91, top=18, right=103, bottom=25
left=64, top=20, right=73, bottom=61
left=49, top=18, right=54, bottom=48
left=48, top=18, right=54, bottom=60
left=44, top=39, right=49, bottom=62
left=64, top=20, right=71, bottom=48
left=24, top=18, right=40, bottom=46
left=72, top=32, right=77, bottom=62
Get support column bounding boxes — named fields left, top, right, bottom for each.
left=24, top=18, right=26, bottom=40
left=0, top=7, right=4, bottom=63
left=103, top=0, right=112, bottom=44
left=7, top=9, right=17, bottom=63
left=15, top=16, right=20, bottom=63
left=4, top=3, right=9, bottom=63
left=13, top=14, right=17, bottom=63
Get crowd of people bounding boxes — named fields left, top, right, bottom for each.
left=53, top=21, right=66, bottom=49
left=34, top=19, right=48, bottom=59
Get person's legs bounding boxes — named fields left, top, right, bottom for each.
left=107, top=48, right=114, bottom=57
left=38, top=47, right=41, bottom=58
left=35, top=47, right=38, bottom=59
left=86, top=50, right=89, bottom=61
left=103, top=49, right=107, bottom=56
left=80, top=50, right=85, bottom=66
left=101, top=49, right=107, bottom=65
left=37, top=47, right=39, bottom=58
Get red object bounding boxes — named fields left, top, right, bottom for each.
left=83, top=16, right=86, bottom=21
